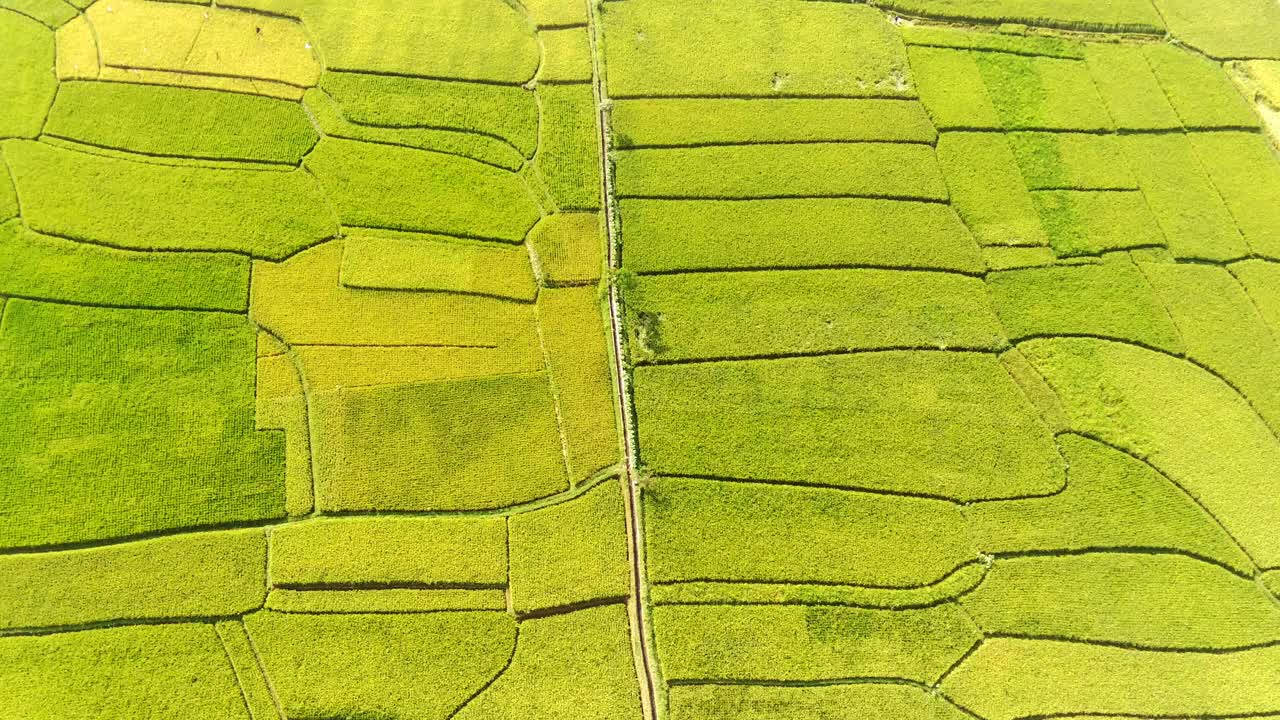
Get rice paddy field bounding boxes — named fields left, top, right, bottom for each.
left=2, top=0, right=1279, bottom=718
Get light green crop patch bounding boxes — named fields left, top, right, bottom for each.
left=936, top=132, right=1048, bottom=246
left=45, top=81, right=318, bottom=164
left=1143, top=44, right=1260, bottom=129
left=620, top=198, right=983, bottom=274
left=650, top=564, right=987, bottom=608
left=0, top=220, right=249, bottom=311
left=644, top=477, right=974, bottom=588
left=0, top=152, right=16, bottom=221
left=968, top=434, right=1254, bottom=574
left=669, top=684, right=969, bottom=720
left=1007, top=133, right=1136, bottom=190
left=0, top=11, right=56, bottom=139
left=654, top=604, right=979, bottom=684
left=1021, top=337, right=1280, bottom=568
left=227, top=0, right=539, bottom=82
left=340, top=234, right=537, bottom=301
left=1152, top=0, right=1280, bottom=60
left=508, top=479, right=630, bottom=614
left=306, top=138, right=542, bottom=243
left=1032, top=190, right=1166, bottom=256
left=942, top=639, right=1280, bottom=720
left=974, top=52, right=1113, bottom=131
left=1141, top=262, right=1280, bottom=435
left=1082, top=43, right=1181, bottom=130
left=633, top=351, right=1065, bottom=501
left=962, top=553, right=1280, bottom=648
left=540, top=27, right=593, bottom=83
left=538, top=286, right=620, bottom=481
left=523, top=0, right=587, bottom=27
left=0, top=624, right=248, bottom=720
left=603, top=0, right=913, bottom=98
left=625, top=268, right=1005, bottom=362
left=315, top=372, right=568, bottom=512
left=266, top=588, right=508, bottom=613
left=908, top=47, right=1003, bottom=129
left=535, top=84, right=601, bottom=210
left=454, top=605, right=642, bottom=720
left=2, top=0, right=78, bottom=26
left=246, top=610, right=517, bottom=720
left=877, top=0, right=1165, bottom=33
left=303, top=87, right=525, bottom=171
left=1231, top=259, right=1280, bottom=333
left=250, top=240, right=543, bottom=353
left=614, top=142, right=949, bottom=200
left=1188, top=131, right=1280, bottom=259
left=986, top=261, right=1183, bottom=351
left=902, top=26, right=1084, bottom=59
left=982, top=245, right=1056, bottom=271
left=611, top=98, right=938, bottom=147
left=319, top=72, right=540, bottom=158
left=4, top=139, right=336, bottom=259
left=1119, top=133, right=1247, bottom=262
left=270, top=516, right=508, bottom=588
left=0, top=301, right=284, bottom=550
left=0, top=528, right=266, bottom=631
left=529, top=212, right=603, bottom=285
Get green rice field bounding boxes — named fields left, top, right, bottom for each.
left=2, top=0, right=1280, bottom=717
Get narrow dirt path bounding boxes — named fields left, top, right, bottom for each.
left=583, top=4, right=661, bottom=719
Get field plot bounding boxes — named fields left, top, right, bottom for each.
left=2, top=0, right=635, bottom=717
left=5, top=0, right=1280, bottom=718
left=611, top=2, right=1280, bottom=719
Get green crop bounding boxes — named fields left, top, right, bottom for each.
left=669, top=684, right=968, bottom=720
left=936, top=132, right=1048, bottom=246
left=305, top=137, right=541, bottom=242
left=265, top=588, right=508, bottom=613
left=1022, top=336, right=1280, bottom=568
left=969, top=433, right=1255, bottom=574
left=270, top=516, right=508, bottom=588
left=1119, top=133, right=1247, bottom=261
left=536, top=84, right=602, bottom=210
left=1141, top=262, right=1280, bottom=433
left=975, top=52, right=1113, bottom=131
left=615, top=142, right=948, bottom=200
left=4, top=139, right=336, bottom=259
left=1152, top=0, right=1280, bottom=59
left=0, top=219, right=248, bottom=311
left=620, top=197, right=983, bottom=273
left=339, top=233, right=537, bottom=300
left=654, top=603, right=980, bottom=683
left=908, top=47, right=1003, bottom=129
left=1230, top=259, right=1280, bottom=331
left=612, top=98, right=937, bottom=147
left=1188, top=131, right=1280, bottom=258
left=603, top=0, right=913, bottom=97
left=644, top=477, right=974, bottom=588
left=903, top=26, right=1084, bottom=59
left=962, top=553, right=1280, bottom=647
left=1007, top=132, right=1136, bottom=190
left=986, top=261, right=1183, bottom=350
left=942, top=639, right=1280, bottom=720
left=633, top=351, right=1065, bottom=501
left=1081, top=43, right=1182, bottom=130
left=523, top=0, right=588, bottom=27
left=0, top=624, right=248, bottom=719
left=246, top=610, right=518, bottom=719
left=45, top=82, right=318, bottom=164
left=529, top=212, right=605, bottom=285
left=454, top=605, right=642, bottom=720
left=1031, top=189, right=1166, bottom=256
left=1143, top=44, right=1260, bottom=129
left=0, top=11, right=55, bottom=138
left=625, top=268, right=1005, bottom=362
left=877, top=0, right=1165, bottom=33
left=650, top=564, right=988, bottom=608
left=509, top=479, right=630, bottom=614
left=0, top=529, right=266, bottom=631
left=538, top=286, right=621, bottom=481
left=541, top=28, right=594, bottom=83
left=0, top=301, right=283, bottom=549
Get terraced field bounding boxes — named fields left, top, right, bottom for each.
left=2, top=0, right=1279, bottom=718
